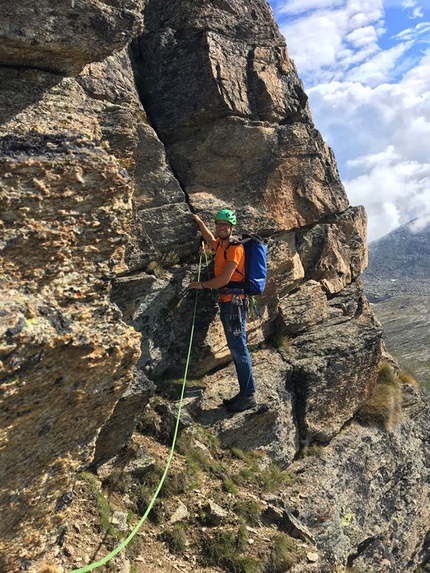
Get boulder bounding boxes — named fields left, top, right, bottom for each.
left=0, top=0, right=144, bottom=75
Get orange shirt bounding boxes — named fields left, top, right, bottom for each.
left=212, top=239, right=245, bottom=288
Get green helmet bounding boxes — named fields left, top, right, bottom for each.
left=214, top=208, right=236, bottom=226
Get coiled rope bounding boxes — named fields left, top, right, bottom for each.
left=70, top=248, right=204, bottom=572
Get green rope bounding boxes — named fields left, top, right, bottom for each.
left=70, top=251, right=204, bottom=573
left=201, top=241, right=212, bottom=282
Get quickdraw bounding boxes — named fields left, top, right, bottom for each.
left=230, top=294, right=243, bottom=336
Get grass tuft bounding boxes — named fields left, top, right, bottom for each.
left=102, top=469, right=131, bottom=495
left=233, top=500, right=261, bottom=526
left=201, top=526, right=259, bottom=573
left=223, top=477, right=238, bottom=494
left=356, top=362, right=402, bottom=431
left=264, top=534, right=305, bottom=572
left=97, top=491, right=115, bottom=535
left=298, top=443, right=325, bottom=459
left=76, top=471, right=99, bottom=491
left=260, top=462, right=293, bottom=492
left=398, top=368, right=419, bottom=387
left=158, top=523, right=188, bottom=554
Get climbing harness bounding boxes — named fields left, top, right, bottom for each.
left=69, top=250, right=205, bottom=573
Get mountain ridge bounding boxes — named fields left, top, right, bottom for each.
left=363, top=215, right=430, bottom=301
left=362, top=215, right=430, bottom=391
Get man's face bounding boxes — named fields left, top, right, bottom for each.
left=215, top=221, right=233, bottom=239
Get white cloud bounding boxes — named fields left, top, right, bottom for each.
left=395, top=21, right=430, bottom=41
left=346, top=145, right=401, bottom=169
left=400, top=0, right=425, bottom=18
left=282, top=13, right=345, bottom=73
left=279, top=0, right=386, bottom=83
left=270, top=0, right=430, bottom=241
left=306, top=52, right=430, bottom=241
left=274, top=0, right=345, bottom=16
left=409, top=213, right=430, bottom=232
left=344, top=158, right=430, bottom=240
left=400, top=50, right=430, bottom=92
left=343, top=41, right=412, bottom=85
left=346, top=25, right=379, bottom=48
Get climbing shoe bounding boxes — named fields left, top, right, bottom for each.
left=222, top=392, right=242, bottom=406
left=226, top=394, right=256, bottom=413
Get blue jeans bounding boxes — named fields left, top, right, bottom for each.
left=219, top=300, right=256, bottom=395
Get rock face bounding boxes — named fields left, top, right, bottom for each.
left=0, top=0, right=145, bottom=75
left=131, top=0, right=350, bottom=236
left=0, top=1, right=428, bottom=572
left=284, top=384, right=430, bottom=572
left=0, top=9, right=146, bottom=572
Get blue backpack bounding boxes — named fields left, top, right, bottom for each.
left=224, top=233, right=267, bottom=295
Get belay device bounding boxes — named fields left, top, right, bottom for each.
left=225, top=233, right=267, bottom=295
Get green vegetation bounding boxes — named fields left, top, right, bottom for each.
left=176, top=428, right=226, bottom=480
left=76, top=471, right=99, bottom=491
left=264, top=534, right=305, bottom=572
left=228, top=448, right=293, bottom=492
left=153, top=376, right=184, bottom=400
left=102, top=469, right=131, bottom=494
left=146, top=251, right=180, bottom=278
left=132, top=462, right=191, bottom=522
left=233, top=500, right=261, bottom=526
left=201, top=526, right=259, bottom=573
left=223, top=476, right=238, bottom=494
left=267, top=333, right=292, bottom=351
left=298, top=443, right=325, bottom=459
left=97, top=491, right=115, bottom=536
left=356, top=362, right=402, bottom=431
left=398, top=368, right=419, bottom=387
left=125, top=536, right=144, bottom=561
left=260, top=462, right=293, bottom=492
left=76, top=471, right=124, bottom=538
left=415, top=565, right=430, bottom=573
left=184, top=446, right=213, bottom=474
left=73, top=414, right=299, bottom=571
left=158, top=523, right=189, bottom=554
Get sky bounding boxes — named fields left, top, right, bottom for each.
left=267, top=0, right=430, bottom=242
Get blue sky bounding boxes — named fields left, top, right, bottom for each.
left=268, top=0, right=430, bottom=241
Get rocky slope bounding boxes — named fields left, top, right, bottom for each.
left=0, top=1, right=428, bottom=572
left=370, top=296, right=430, bottom=392
left=58, top=374, right=430, bottom=573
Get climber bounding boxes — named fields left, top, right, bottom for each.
left=188, top=208, right=257, bottom=413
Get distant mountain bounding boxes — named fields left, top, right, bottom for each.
left=362, top=216, right=430, bottom=391
left=362, top=216, right=430, bottom=302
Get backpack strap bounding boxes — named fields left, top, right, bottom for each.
left=226, top=241, right=245, bottom=280
left=217, top=240, right=246, bottom=290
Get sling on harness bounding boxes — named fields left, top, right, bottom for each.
left=230, top=294, right=243, bottom=336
